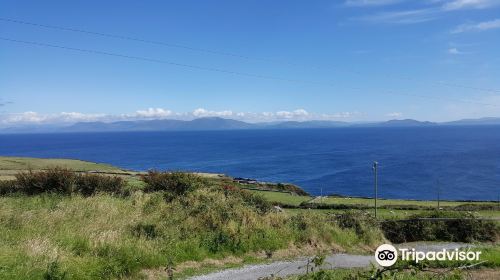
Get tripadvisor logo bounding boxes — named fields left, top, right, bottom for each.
left=375, top=244, right=398, bottom=267
left=374, top=244, right=481, bottom=267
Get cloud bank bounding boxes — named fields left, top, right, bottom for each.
left=351, top=0, right=500, bottom=25
left=442, top=0, right=500, bottom=11
left=386, top=112, right=403, bottom=118
left=0, top=108, right=361, bottom=127
left=452, top=18, right=500, bottom=33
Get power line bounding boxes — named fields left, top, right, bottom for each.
left=1, top=16, right=500, bottom=94
left=0, top=36, right=498, bottom=108
left=0, top=17, right=256, bottom=60
left=0, top=37, right=312, bottom=84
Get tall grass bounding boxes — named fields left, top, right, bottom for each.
left=287, top=269, right=465, bottom=280
left=0, top=170, right=384, bottom=279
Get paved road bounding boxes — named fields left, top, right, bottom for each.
left=189, top=242, right=469, bottom=280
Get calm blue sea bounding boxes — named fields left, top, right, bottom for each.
left=1, top=126, right=499, bottom=200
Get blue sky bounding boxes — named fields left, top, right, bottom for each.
left=1, top=0, right=500, bottom=126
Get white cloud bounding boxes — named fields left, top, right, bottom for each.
left=451, top=18, right=500, bottom=33
left=386, top=112, right=403, bottom=118
left=345, top=0, right=403, bottom=6
left=323, top=112, right=360, bottom=119
left=3, top=111, right=45, bottom=123
left=275, top=109, right=310, bottom=119
left=0, top=111, right=106, bottom=125
left=192, top=108, right=233, bottom=117
left=350, top=1, right=500, bottom=25
left=0, top=108, right=363, bottom=127
left=442, top=0, right=500, bottom=11
left=58, top=112, right=107, bottom=122
left=134, top=108, right=172, bottom=118
left=448, top=47, right=464, bottom=54
left=353, top=8, right=439, bottom=24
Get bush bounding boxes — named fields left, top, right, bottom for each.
left=3, top=168, right=125, bottom=196
left=333, top=210, right=378, bottom=236
left=131, top=222, right=158, bottom=239
left=222, top=185, right=271, bottom=213
left=381, top=211, right=498, bottom=243
left=75, top=173, right=124, bottom=196
left=451, top=203, right=499, bottom=211
left=43, top=260, right=68, bottom=280
left=141, top=171, right=207, bottom=197
left=0, top=180, right=18, bottom=195
left=15, top=168, right=76, bottom=195
left=293, top=267, right=465, bottom=280
left=274, top=183, right=309, bottom=196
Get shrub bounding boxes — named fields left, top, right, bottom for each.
left=222, top=185, right=271, bottom=213
left=0, top=180, right=18, bottom=195
left=43, top=260, right=68, bottom=280
left=141, top=171, right=207, bottom=195
left=275, top=183, right=309, bottom=196
left=15, top=168, right=76, bottom=195
left=452, top=203, right=499, bottom=211
left=333, top=210, right=378, bottom=236
left=131, top=222, right=158, bottom=239
left=4, top=168, right=125, bottom=196
left=75, top=173, right=124, bottom=196
left=293, top=267, right=465, bottom=280
left=381, top=211, right=498, bottom=243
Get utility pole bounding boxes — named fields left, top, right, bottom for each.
left=373, top=161, right=378, bottom=219
left=437, top=179, right=441, bottom=211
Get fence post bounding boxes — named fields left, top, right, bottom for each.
left=373, top=161, right=378, bottom=219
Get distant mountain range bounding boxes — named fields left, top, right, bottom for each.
left=2, top=117, right=500, bottom=134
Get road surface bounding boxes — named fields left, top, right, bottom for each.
left=189, top=242, right=469, bottom=280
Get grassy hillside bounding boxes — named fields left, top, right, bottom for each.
left=0, top=193, right=385, bottom=279
left=0, top=164, right=384, bottom=279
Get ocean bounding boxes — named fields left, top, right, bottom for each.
left=1, top=126, right=499, bottom=200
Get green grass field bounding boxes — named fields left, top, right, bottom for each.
left=309, top=196, right=498, bottom=207
left=0, top=156, right=129, bottom=181
left=0, top=156, right=124, bottom=172
left=285, top=208, right=500, bottom=219
left=249, top=187, right=500, bottom=219
left=247, top=189, right=313, bottom=206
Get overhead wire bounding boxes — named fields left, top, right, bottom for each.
left=1, top=36, right=498, bottom=108
left=1, top=17, right=499, bottom=94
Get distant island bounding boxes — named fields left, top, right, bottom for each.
left=2, top=116, right=500, bottom=134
